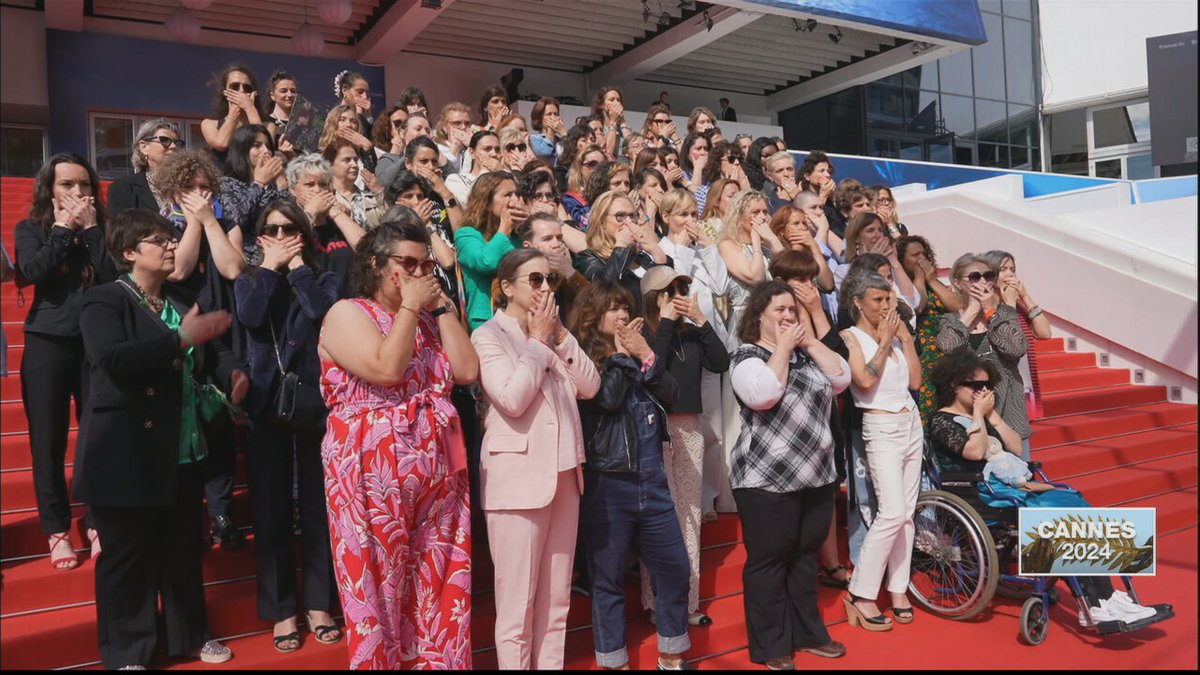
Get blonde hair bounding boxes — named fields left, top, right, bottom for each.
left=585, top=190, right=633, bottom=258
left=701, top=177, right=737, bottom=221
left=497, top=126, right=525, bottom=148
left=658, top=188, right=696, bottom=218
left=718, top=189, right=767, bottom=244
left=567, top=144, right=605, bottom=194
left=434, top=101, right=472, bottom=144
left=319, top=104, right=359, bottom=153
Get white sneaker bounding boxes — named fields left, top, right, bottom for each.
left=1108, top=591, right=1157, bottom=621
left=1078, top=597, right=1154, bottom=627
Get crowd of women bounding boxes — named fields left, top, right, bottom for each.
left=10, top=65, right=1162, bottom=671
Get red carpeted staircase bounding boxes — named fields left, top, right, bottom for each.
left=1, top=176, right=1196, bottom=670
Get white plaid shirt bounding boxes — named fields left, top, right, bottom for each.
left=729, top=344, right=839, bottom=492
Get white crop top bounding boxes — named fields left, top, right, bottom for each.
left=846, top=326, right=915, bottom=413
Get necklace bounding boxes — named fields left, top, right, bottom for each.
left=126, top=275, right=164, bottom=314
left=671, top=331, right=686, bottom=362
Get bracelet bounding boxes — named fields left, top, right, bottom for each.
left=983, top=306, right=998, bottom=322
left=1026, top=305, right=1044, bottom=320
left=398, top=304, right=420, bottom=317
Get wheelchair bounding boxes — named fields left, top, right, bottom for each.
left=905, top=440, right=1174, bottom=645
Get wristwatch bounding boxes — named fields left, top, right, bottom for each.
left=446, top=197, right=459, bottom=209
left=431, top=303, right=455, bottom=318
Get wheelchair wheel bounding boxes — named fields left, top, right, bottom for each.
left=908, top=490, right=1000, bottom=620
left=1020, top=596, right=1049, bottom=645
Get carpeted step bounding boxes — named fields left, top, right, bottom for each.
left=1118, top=486, right=1198, bottom=534
left=1, top=487, right=254, bottom=561
left=1040, top=384, right=1166, bottom=417
left=1067, top=454, right=1197, bottom=506
left=1, top=464, right=76, bottom=512
left=1035, top=424, right=1197, bottom=479
left=0, top=399, right=69, bottom=435
left=1, top=430, right=78, bottom=470
left=1, top=371, right=24, bottom=401
left=159, top=629, right=349, bottom=670
left=1030, top=401, right=1196, bottom=449
left=1, top=534, right=269, bottom=616
left=1, top=322, right=22, bottom=352
left=1032, top=337, right=1065, bottom=353
left=0, top=342, right=21, bottom=372
left=1033, top=351, right=1096, bottom=371
left=1038, top=367, right=1129, bottom=393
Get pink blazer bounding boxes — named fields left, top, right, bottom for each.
left=471, top=311, right=601, bottom=511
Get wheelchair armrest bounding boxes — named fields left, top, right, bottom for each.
left=939, top=470, right=985, bottom=486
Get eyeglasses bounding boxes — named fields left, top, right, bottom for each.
left=532, top=190, right=557, bottom=203
left=652, top=117, right=671, bottom=124
left=145, top=135, right=185, bottom=149
left=610, top=211, right=634, bottom=223
left=447, top=120, right=472, bottom=129
left=388, top=254, right=437, bottom=276
left=665, top=279, right=691, bottom=297
left=877, top=197, right=895, bottom=205
left=227, top=82, right=255, bottom=93
left=505, top=143, right=528, bottom=153
left=582, top=159, right=601, bottom=169
left=262, top=224, right=301, bottom=238
left=962, top=271, right=998, bottom=283
left=959, top=380, right=994, bottom=392
left=520, top=271, right=563, bottom=290
left=140, top=235, right=179, bottom=248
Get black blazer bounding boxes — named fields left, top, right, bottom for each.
left=13, top=220, right=117, bottom=337
left=72, top=282, right=240, bottom=508
left=106, top=172, right=158, bottom=215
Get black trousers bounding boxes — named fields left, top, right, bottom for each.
left=89, top=463, right=210, bottom=669
left=247, top=419, right=336, bottom=621
left=21, top=332, right=88, bottom=535
left=734, top=482, right=836, bottom=664
left=202, top=416, right=237, bottom=522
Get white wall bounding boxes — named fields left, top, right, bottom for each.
left=0, top=7, right=49, bottom=110
left=382, top=50, right=771, bottom=123
left=1039, top=0, right=1198, bottom=111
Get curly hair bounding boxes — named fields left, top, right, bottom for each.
left=701, top=140, right=744, bottom=186
left=718, top=189, right=768, bottom=243
left=798, top=150, right=834, bottom=191
left=151, top=150, right=221, bottom=201
left=931, top=348, right=1001, bottom=409
left=897, top=235, right=937, bottom=273
left=350, top=206, right=430, bottom=298
left=567, top=279, right=633, bottom=369
left=462, top=171, right=517, bottom=241
left=372, top=105, right=403, bottom=152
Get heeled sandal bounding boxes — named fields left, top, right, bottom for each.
left=892, top=606, right=914, bottom=624
left=48, top=532, right=79, bottom=571
left=87, top=528, right=101, bottom=561
left=843, top=594, right=892, bottom=632
left=306, top=612, right=342, bottom=645
left=818, top=564, right=851, bottom=589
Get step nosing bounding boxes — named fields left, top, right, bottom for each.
left=1051, top=450, right=1198, bottom=481
left=1032, top=421, right=1198, bottom=451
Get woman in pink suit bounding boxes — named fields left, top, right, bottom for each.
left=471, top=247, right=601, bottom=669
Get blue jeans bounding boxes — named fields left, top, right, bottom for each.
left=582, top=404, right=690, bottom=667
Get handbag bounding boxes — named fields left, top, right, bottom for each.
left=268, top=319, right=327, bottom=434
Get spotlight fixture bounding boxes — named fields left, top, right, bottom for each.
left=828, top=26, right=843, bottom=44
left=911, top=40, right=933, bottom=55
left=659, top=10, right=671, bottom=26
left=804, top=18, right=817, bottom=31
left=702, top=9, right=714, bottom=32
left=678, top=0, right=696, bottom=10
left=642, top=0, right=651, bottom=23
left=792, top=17, right=817, bottom=32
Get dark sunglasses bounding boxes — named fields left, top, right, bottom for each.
left=145, top=135, right=185, bottom=149
left=963, top=271, right=998, bottom=283
left=960, top=380, right=995, bottom=392
left=227, top=82, right=255, bottom=93
left=388, top=254, right=437, bottom=275
left=391, top=117, right=407, bottom=129
left=262, top=224, right=301, bottom=238
left=531, top=190, right=557, bottom=203
left=582, top=159, right=601, bottom=169
left=522, top=271, right=563, bottom=290
left=505, top=142, right=528, bottom=153
left=665, top=279, right=691, bottom=297
left=652, top=117, right=671, bottom=124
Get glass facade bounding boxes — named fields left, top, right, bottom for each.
left=780, top=0, right=1041, bottom=170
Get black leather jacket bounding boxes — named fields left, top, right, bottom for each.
left=578, top=352, right=679, bottom=473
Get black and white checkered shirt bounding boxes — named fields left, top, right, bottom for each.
left=729, top=344, right=839, bottom=493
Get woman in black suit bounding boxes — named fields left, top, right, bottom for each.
left=72, top=208, right=249, bottom=670
left=13, top=153, right=117, bottom=570
left=107, top=119, right=185, bottom=213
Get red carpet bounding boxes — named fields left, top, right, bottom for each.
left=1, top=176, right=1196, bottom=670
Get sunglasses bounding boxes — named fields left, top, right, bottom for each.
left=521, top=271, right=563, bottom=290
left=960, top=380, right=994, bottom=392
left=532, top=190, right=557, bottom=203
left=505, top=142, right=528, bottom=153
left=145, top=135, right=185, bottom=149
left=610, top=211, right=634, bottom=223
left=582, top=159, right=601, bottom=169
left=262, top=224, right=301, bottom=238
left=962, top=271, right=998, bottom=283
left=227, top=82, right=255, bottom=93
left=391, top=117, right=407, bottom=129
left=652, top=117, right=671, bottom=124
left=140, top=235, right=179, bottom=248
left=665, top=279, right=691, bottom=297
left=388, top=254, right=437, bottom=276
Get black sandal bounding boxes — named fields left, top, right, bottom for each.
left=819, top=564, right=851, bottom=589
left=306, top=613, right=342, bottom=645
left=273, top=630, right=301, bottom=653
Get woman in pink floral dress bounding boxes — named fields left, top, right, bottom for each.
left=317, top=211, right=479, bottom=669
